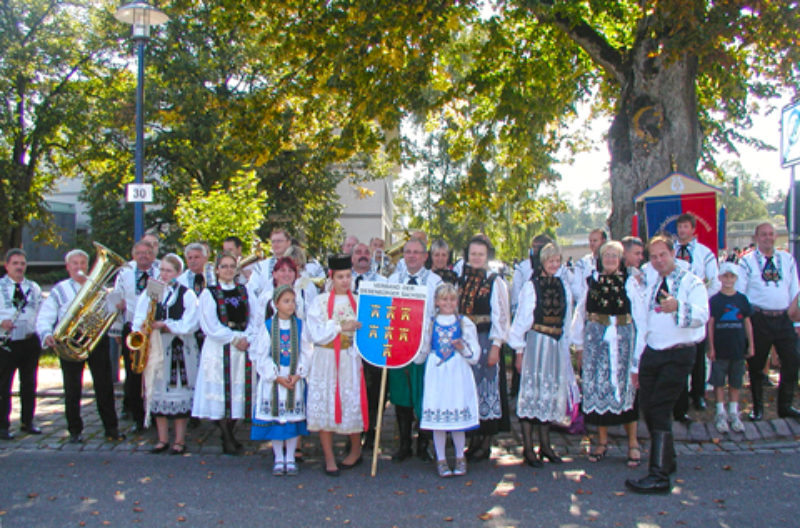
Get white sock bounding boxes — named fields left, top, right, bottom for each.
left=272, top=440, right=285, bottom=463
left=433, top=431, right=447, bottom=461
left=452, top=431, right=466, bottom=458
left=716, top=402, right=726, bottom=415
left=728, top=401, right=739, bottom=415
left=285, top=436, right=298, bottom=463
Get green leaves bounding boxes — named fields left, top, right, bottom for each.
left=175, top=170, right=267, bottom=252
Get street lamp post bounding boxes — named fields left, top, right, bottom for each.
left=115, top=2, right=168, bottom=243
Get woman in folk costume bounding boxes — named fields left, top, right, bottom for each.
left=572, top=241, right=647, bottom=466
left=457, top=235, right=510, bottom=461
left=284, top=245, right=320, bottom=311
left=192, top=252, right=257, bottom=455
left=258, top=256, right=316, bottom=322
left=251, top=285, right=312, bottom=476
left=509, top=242, right=579, bottom=467
left=416, top=283, right=481, bottom=478
left=135, top=254, right=200, bottom=455
left=306, top=254, right=368, bottom=476
left=430, top=239, right=459, bottom=286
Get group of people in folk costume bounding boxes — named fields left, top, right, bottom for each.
left=3, top=213, right=800, bottom=494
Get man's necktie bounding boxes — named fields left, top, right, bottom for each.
left=136, top=270, right=149, bottom=294
left=407, top=275, right=418, bottom=285
left=656, top=276, right=670, bottom=303
left=676, top=244, right=692, bottom=263
left=762, top=256, right=780, bottom=283
left=12, top=283, right=24, bottom=309
left=354, top=275, right=363, bottom=293
left=193, top=273, right=205, bottom=295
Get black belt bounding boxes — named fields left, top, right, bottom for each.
left=650, top=342, right=696, bottom=351
left=754, top=307, right=787, bottom=317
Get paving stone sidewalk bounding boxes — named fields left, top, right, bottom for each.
left=3, top=368, right=799, bottom=460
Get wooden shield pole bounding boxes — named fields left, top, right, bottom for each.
left=370, top=367, right=388, bottom=477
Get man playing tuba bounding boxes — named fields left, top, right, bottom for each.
left=36, top=249, right=125, bottom=444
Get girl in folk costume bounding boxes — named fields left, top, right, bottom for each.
left=251, top=285, right=312, bottom=476
left=192, top=253, right=257, bottom=455
left=135, top=254, right=200, bottom=454
left=457, top=236, right=510, bottom=461
left=509, top=243, right=579, bottom=467
left=306, top=254, right=368, bottom=476
left=416, top=283, right=481, bottom=478
left=572, top=241, right=647, bottom=466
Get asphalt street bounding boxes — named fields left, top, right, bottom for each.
left=1, top=447, right=798, bottom=528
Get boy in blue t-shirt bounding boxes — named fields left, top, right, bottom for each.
left=707, top=262, right=755, bottom=433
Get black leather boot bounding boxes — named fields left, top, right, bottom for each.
left=520, top=420, right=542, bottom=468
left=625, top=430, right=673, bottom=494
left=227, top=419, right=242, bottom=450
left=392, top=406, right=413, bottom=462
left=416, top=430, right=432, bottom=462
left=216, top=420, right=239, bottom=455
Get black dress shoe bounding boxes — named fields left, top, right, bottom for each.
left=68, top=434, right=84, bottom=444
left=674, top=414, right=692, bottom=424
left=692, top=397, right=707, bottom=411
left=21, top=423, right=42, bottom=434
left=340, top=456, right=363, bottom=470
left=0, top=429, right=14, bottom=440
left=105, top=430, right=126, bottom=441
left=391, top=446, right=412, bottom=463
left=778, top=407, right=800, bottom=420
left=129, top=423, right=146, bottom=434
left=324, top=467, right=340, bottom=477
left=523, top=450, right=543, bottom=468
left=539, top=447, right=563, bottom=464
left=149, top=442, right=170, bottom=454
left=625, top=474, right=671, bottom=495
left=749, top=408, right=763, bottom=422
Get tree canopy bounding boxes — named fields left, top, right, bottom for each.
left=3, top=1, right=799, bottom=259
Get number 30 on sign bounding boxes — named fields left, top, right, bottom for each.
left=126, top=183, right=154, bottom=203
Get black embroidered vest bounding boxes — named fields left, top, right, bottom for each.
left=585, top=272, right=630, bottom=315
left=156, top=285, right=187, bottom=321
left=458, top=265, right=496, bottom=332
left=532, top=275, right=566, bottom=329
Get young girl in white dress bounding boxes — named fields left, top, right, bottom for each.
left=416, top=283, right=480, bottom=477
left=251, top=285, right=312, bottom=476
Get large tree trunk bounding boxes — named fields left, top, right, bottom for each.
left=607, top=38, right=701, bottom=239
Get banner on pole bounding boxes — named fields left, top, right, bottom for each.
left=355, top=281, right=428, bottom=369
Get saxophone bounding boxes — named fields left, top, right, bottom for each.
left=125, top=293, right=158, bottom=374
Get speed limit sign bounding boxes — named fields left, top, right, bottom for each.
left=126, top=183, right=154, bottom=203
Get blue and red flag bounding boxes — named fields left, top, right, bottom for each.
left=355, top=281, right=428, bottom=369
left=643, top=192, right=719, bottom=255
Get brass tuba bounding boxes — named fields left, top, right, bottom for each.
left=125, top=293, right=158, bottom=374
left=236, top=236, right=266, bottom=273
left=381, top=230, right=410, bottom=276
left=52, top=242, right=128, bottom=362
